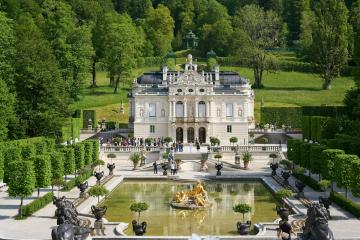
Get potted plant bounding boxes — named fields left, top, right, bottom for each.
left=214, top=153, right=223, bottom=176
left=210, top=137, right=220, bottom=146
left=145, top=138, right=152, bottom=147
left=130, top=202, right=149, bottom=236
left=269, top=153, right=278, bottom=163
left=233, top=203, right=252, bottom=235
left=275, top=188, right=293, bottom=221
left=229, top=137, right=238, bottom=146
left=164, top=137, right=173, bottom=146
left=129, top=152, right=141, bottom=170
left=242, top=151, right=253, bottom=169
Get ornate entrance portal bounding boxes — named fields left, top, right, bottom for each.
left=187, top=127, right=195, bottom=143
left=199, top=127, right=206, bottom=144
left=176, top=127, right=183, bottom=143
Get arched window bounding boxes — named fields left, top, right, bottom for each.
left=198, top=101, right=206, bottom=117
left=176, top=101, right=184, bottom=117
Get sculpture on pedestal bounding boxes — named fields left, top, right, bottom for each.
left=94, top=171, right=104, bottom=184
left=302, top=203, right=334, bottom=240
left=77, top=181, right=88, bottom=198
left=170, top=181, right=212, bottom=209
left=107, top=163, right=115, bottom=175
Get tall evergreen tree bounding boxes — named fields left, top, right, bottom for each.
left=14, top=16, right=70, bottom=137
left=310, top=0, right=351, bottom=90
left=283, top=0, right=310, bottom=41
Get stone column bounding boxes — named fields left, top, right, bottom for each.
left=184, top=101, right=187, bottom=118
left=183, top=124, right=188, bottom=143
left=172, top=101, right=176, bottom=118
left=195, top=124, right=199, bottom=141
left=195, top=100, right=198, bottom=118
left=206, top=101, right=210, bottom=118
left=169, top=101, right=172, bottom=120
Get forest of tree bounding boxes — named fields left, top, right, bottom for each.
left=0, top=0, right=359, bottom=141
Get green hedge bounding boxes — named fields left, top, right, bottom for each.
left=83, top=142, right=93, bottom=166
left=73, top=144, right=85, bottom=171
left=335, top=154, right=357, bottom=192
left=287, top=139, right=302, bottom=164
left=21, top=192, right=54, bottom=218
left=300, top=142, right=311, bottom=169
left=86, top=140, right=99, bottom=163
left=62, top=170, right=93, bottom=191
left=293, top=172, right=321, bottom=191
left=309, top=144, right=327, bottom=175
left=330, top=191, right=360, bottom=218
left=260, top=107, right=302, bottom=128
left=321, top=149, right=345, bottom=181
left=71, top=118, right=81, bottom=140
left=61, top=118, right=72, bottom=142
left=3, top=146, right=22, bottom=183
left=0, top=148, right=3, bottom=180
left=62, top=147, right=75, bottom=176
left=351, top=159, right=360, bottom=197
left=82, top=110, right=97, bottom=128
left=302, top=116, right=311, bottom=140
left=302, top=106, right=347, bottom=117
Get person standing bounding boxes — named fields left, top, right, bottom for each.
left=277, top=220, right=295, bottom=240
left=170, top=161, right=175, bottom=175
left=153, top=160, right=158, bottom=174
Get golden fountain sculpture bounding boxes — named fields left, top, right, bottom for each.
left=170, top=180, right=212, bottom=209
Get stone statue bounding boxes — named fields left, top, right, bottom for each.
left=53, top=196, right=80, bottom=226
left=51, top=224, right=91, bottom=240
left=302, top=202, right=334, bottom=240
left=94, top=171, right=104, bottom=184
left=171, top=180, right=211, bottom=209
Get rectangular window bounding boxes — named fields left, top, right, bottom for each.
left=149, top=103, right=156, bottom=117
left=226, top=103, right=233, bottom=117
left=150, top=125, right=155, bottom=133
left=227, top=125, right=232, bottom=133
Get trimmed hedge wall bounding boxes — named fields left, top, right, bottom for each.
left=293, top=172, right=321, bottom=191
left=3, top=146, right=22, bottom=183
left=351, top=159, right=360, bottom=197
left=300, top=142, right=311, bottom=169
left=260, top=107, right=302, bottom=127
left=309, top=144, right=327, bottom=175
left=21, top=192, right=54, bottom=218
left=321, top=149, right=345, bottom=181
left=83, top=142, right=93, bottom=166
left=330, top=191, right=360, bottom=218
left=82, top=110, right=97, bottom=128
left=62, top=147, right=75, bottom=176
left=63, top=170, right=93, bottom=191
left=73, top=144, right=85, bottom=171
left=86, top=140, right=99, bottom=163
left=334, top=154, right=355, bottom=191
left=302, top=116, right=311, bottom=140
left=287, top=139, right=302, bottom=164
left=0, top=148, right=3, bottom=180
left=302, top=106, right=347, bottom=117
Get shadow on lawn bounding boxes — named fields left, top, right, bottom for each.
left=261, top=86, right=321, bottom=91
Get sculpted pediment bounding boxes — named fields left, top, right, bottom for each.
left=173, top=71, right=205, bottom=86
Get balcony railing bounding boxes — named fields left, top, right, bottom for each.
left=174, top=117, right=209, bottom=123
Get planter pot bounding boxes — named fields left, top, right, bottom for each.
left=270, top=163, right=278, bottom=176
left=215, top=163, right=223, bottom=176
left=107, top=163, right=115, bottom=175
left=295, top=180, right=306, bottom=197
left=236, top=221, right=251, bottom=235
left=276, top=206, right=290, bottom=221
left=132, top=220, right=147, bottom=236
left=243, top=161, right=250, bottom=169
left=94, top=171, right=104, bottom=184
left=281, top=171, right=291, bottom=186
left=91, top=205, right=107, bottom=222
left=77, top=181, right=88, bottom=198
left=162, top=163, right=168, bottom=176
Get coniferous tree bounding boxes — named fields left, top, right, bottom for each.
left=310, top=0, right=350, bottom=90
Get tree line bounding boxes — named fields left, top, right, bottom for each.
left=0, top=0, right=359, bottom=142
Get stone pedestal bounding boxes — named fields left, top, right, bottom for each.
left=94, top=221, right=106, bottom=236
left=79, top=192, right=87, bottom=198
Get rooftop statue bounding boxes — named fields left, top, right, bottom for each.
left=171, top=180, right=212, bottom=209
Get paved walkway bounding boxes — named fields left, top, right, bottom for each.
left=1, top=157, right=360, bottom=239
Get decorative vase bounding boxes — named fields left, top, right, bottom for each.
left=77, top=181, right=88, bottom=198
left=243, top=161, right=250, bottom=169
left=215, top=163, right=223, bottom=176
left=281, top=171, right=291, bottom=186
left=162, top=163, right=168, bottom=176
left=91, top=205, right=107, bottom=222
left=237, top=221, right=251, bottom=235
left=132, top=220, right=147, bottom=236
left=295, top=180, right=306, bottom=198
left=107, top=163, right=115, bottom=175
left=94, top=171, right=104, bottom=184
left=270, top=163, right=279, bottom=176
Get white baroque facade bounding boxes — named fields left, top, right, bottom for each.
left=128, top=55, right=255, bottom=145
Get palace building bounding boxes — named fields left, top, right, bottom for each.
left=128, top=54, right=255, bottom=145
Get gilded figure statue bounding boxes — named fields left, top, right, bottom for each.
left=171, top=181, right=212, bottom=209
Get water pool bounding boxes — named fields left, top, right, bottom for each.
left=103, top=180, right=278, bottom=236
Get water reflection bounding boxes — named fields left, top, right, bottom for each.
left=104, top=180, right=278, bottom=236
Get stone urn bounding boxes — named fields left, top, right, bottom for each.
left=235, top=155, right=241, bottom=165
left=270, top=163, right=279, bottom=176
left=215, top=162, right=223, bottom=176
left=107, top=163, right=115, bottom=176
left=162, top=163, right=168, bottom=176
left=237, top=221, right=251, bottom=235
left=132, top=220, right=147, bottom=236
left=281, top=171, right=291, bottom=186
left=295, top=180, right=306, bottom=198
left=319, top=196, right=332, bottom=219
left=91, top=205, right=107, bottom=222
left=276, top=206, right=291, bottom=221
left=94, top=171, right=104, bottom=184
left=77, top=181, right=88, bottom=198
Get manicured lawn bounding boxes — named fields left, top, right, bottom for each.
left=72, top=63, right=354, bottom=123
